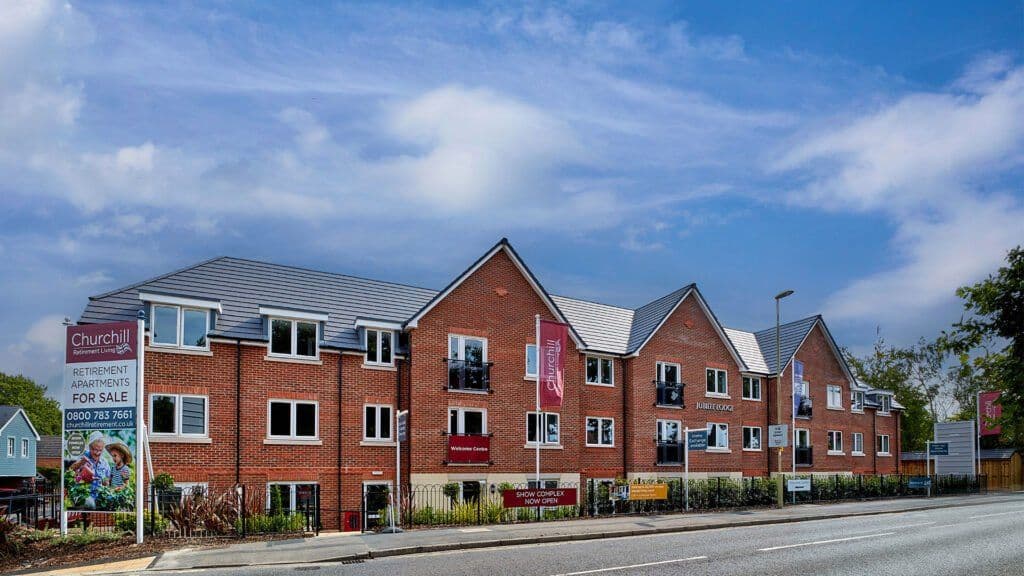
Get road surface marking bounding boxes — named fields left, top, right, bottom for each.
left=551, top=556, right=707, bottom=575
left=968, top=509, right=1024, bottom=519
left=758, top=532, right=895, bottom=552
left=848, top=521, right=935, bottom=535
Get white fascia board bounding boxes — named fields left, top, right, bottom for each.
left=353, top=318, right=403, bottom=331
left=258, top=306, right=329, bottom=322
left=139, top=291, right=223, bottom=313
left=1, top=409, right=41, bottom=441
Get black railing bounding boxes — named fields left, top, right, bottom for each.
left=445, top=359, right=492, bottom=392
left=787, top=473, right=986, bottom=505
left=796, top=397, right=813, bottom=418
left=655, top=381, right=684, bottom=407
left=796, top=446, right=813, bottom=466
left=656, top=442, right=684, bottom=465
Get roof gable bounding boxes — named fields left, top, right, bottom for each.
left=0, top=407, right=40, bottom=440
left=754, top=316, right=856, bottom=383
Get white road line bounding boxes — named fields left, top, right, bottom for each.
left=758, top=532, right=895, bottom=552
left=968, top=509, right=1024, bottom=519
left=550, top=556, right=707, bottom=576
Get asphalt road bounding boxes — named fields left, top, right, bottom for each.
left=160, top=497, right=1024, bottom=576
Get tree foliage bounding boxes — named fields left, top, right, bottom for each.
left=0, top=372, right=61, bottom=435
left=940, top=246, right=1024, bottom=446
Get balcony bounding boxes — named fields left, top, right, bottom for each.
left=445, top=359, right=492, bottom=392
left=796, top=397, right=813, bottom=419
left=656, top=442, right=684, bottom=465
left=796, top=446, right=813, bottom=467
left=655, top=381, right=685, bottom=407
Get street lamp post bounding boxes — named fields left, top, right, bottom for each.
left=774, top=290, right=794, bottom=476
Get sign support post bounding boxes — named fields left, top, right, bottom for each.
left=926, top=440, right=931, bottom=498
left=395, top=409, right=407, bottom=532
left=136, top=315, right=145, bottom=544
left=683, top=427, right=689, bottom=512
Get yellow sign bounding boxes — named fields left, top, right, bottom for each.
left=628, top=483, right=669, bottom=501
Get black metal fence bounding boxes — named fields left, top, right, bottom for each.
left=786, top=473, right=986, bottom=504
left=0, top=491, right=62, bottom=530
left=587, top=477, right=779, bottom=516
left=393, top=483, right=581, bottom=529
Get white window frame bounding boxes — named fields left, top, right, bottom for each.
left=150, top=304, right=210, bottom=350
left=448, top=334, right=488, bottom=362
left=827, top=385, right=843, bottom=410
left=266, top=482, right=318, bottom=512
left=21, top=438, right=29, bottom=458
left=827, top=430, right=844, bottom=455
left=585, top=355, right=614, bottom=387
left=851, top=390, right=865, bottom=413
left=364, top=329, right=394, bottom=366
left=879, top=395, right=892, bottom=415
left=149, top=393, right=209, bottom=437
left=526, top=412, right=560, bottom=445
left=794, top=428, right=810, bottom=448
left=852, top=432, right=864, bottom=455
left=656, top=361, right=681, bottom=383
left=525, top=344, right=537, bottom=379
left=585, top=416, right=615, bottom=447
left=267, top=399, right=319, bottom=440
left=742, top=376, right=762, bottom=401
left=707, top=422, right=729, bottom=451
left=657, top=419, right=682, bottom=444
left=5, top=437, right=12, bottom=457
left=448, top=407, right=487, bottom=435
left=268, top=317, right=320, bottom=359
left=877, top=434, right=891, bottom=456
left=705, top=368, right=728, bottom=397
left=362, top=404, right=393, bottom=442
left=742, top=426, right=762, bottom=451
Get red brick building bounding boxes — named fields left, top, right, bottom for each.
left=79, top=238, right=901, bottom=529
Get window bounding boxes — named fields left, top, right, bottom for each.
left=268, top=400, right=318, bottom=439
left=707, top=423, right=729, bottom=450
left=525, top=344, right=537, bottom=378
left=851, top=391, right=865, bottom=412
left=827, top=385, right=843, bottom=409
left=6, top=437, right=13, bottom=457
left=852, top=432, right=864, bottom=455
left=657, top=420, right=681, bottom=444
left=586, top=356, right=613, bottom=386
left=151, top=305, right=209, bottom=349
left=449, top=335, right=486, bottom=363
left=270, top=318, right=318, bottom=358
left=656, top=362, right=680, bottom=383
left=267, top=483, right=317, bottom=514
left=449, top=408, right=486, bottom=435
left=877, top=434, right=891, bottom=455
left=460, top=481, right=483, bottom=503
left=706, top=368, right=727, bottom=396
left=742, top=376, right=761, bottom=400
left=742, top=426, right=761, bottom=451
left=363, top=404, right=392, bottom=441
left=21, top=438, right=29, bottom=458
left=150, top=394, right=208, bottom=436
left=795, top=428, right=810, bottom=448
left=527, top=412, right=560, bottom=445
left=586, top=417, right=614, bottom=446
left=827, top=430, right=843, bottom=454
left=879, top=395, right=892, bottom=415
left=365, top=329, right=393, bottom=365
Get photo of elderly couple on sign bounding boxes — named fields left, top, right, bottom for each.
left=63, top=429, right=137, bottom=512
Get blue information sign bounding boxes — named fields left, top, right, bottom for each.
left=687, top=429, right=708, bottom=451
left=908, top=477, right=932, bottom=489
left=928, top=443, right=949, bottom=456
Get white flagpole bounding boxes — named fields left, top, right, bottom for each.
left=535, top=314, right=541, bottom=489
left=684, top=427, right=689, bottom=512
left=136, top=316, right=145, bottom=545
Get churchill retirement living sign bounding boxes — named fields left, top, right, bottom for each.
left=62, top=320, right=145, bottom=543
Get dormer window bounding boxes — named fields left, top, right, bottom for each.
left=260, top=307, right=327, bottom=360
left=365, top=329, right=393, bottom=366
left=140, top=292, right=220, bottom=351
left=879, top=395, right=891, bottom=415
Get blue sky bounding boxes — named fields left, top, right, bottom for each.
left=2, top=1, right=1023, bottom=395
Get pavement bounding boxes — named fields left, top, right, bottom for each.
left=144, top=492, right=1024, bottom=572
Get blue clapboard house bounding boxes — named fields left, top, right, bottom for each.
left=0, top=406, right=40, bottom=490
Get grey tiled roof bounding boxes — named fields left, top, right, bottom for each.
left=753, top=315, right=820, bottom=374
left=0, top=406, right=21, bottom=432
left=551, top=296, right=634, bottom=355
left=724, top=328, right=770, bottom=374
left=37, top=435, right=61, bottom=459
left=81, top=257, right=438, bottom=351
left=627, top=286, right=694, bottom=353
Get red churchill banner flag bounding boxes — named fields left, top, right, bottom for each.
left=979, top=391, right=1002, bottom=436
left=538, top=319, right=568, bottom=409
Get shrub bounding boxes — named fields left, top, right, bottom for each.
left=151, top=473, right=174, bottom=492
left=64, top=530, right=122, bottom=546
left=235, top=513, right=304, bottom=534
left=115, top=510, right=168, bottom=535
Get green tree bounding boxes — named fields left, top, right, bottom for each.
left=844, top=336, right=932, bottom=451
left=0, top=372, right=61, bottom=435
left=940, top=246, right=1024, bottom=446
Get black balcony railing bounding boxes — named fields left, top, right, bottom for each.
left=796, top=397, right=813, bottom=419
left=655, top=381, right=685, bottom=407
left=656, top=442, right=684, bottom=465
left=796, top=446, right=813, bottom=467
left=445, top=358, right=492, bottom=392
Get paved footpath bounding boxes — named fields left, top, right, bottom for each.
left=147, top=493, right=1022, bottom=571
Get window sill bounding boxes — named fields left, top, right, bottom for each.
left=852, top=452, right=865, bottom=457
left=264, top=355, right=322, bottom=365
left=361, top=363, right=397, bottom=372
left=149, top=436, right=212, bottom=444
left=878, top=413, right=892, bottom=417
left=705, top=393, right=731, bottom=400
left=447, top=388, right=490, bottom=395
left=741, top=397, right=762, bottom=402
left=584, top=382, right=615, bottom=388
left=656, top=463, right=683, bottom=467
left=742, top=448, right=762, bottom=452
left=826, top=406, right=844, bottom=411
left=655, top=404, right=684, bottom=410
left=524, top=444, right=563, bottom=450
left=146, top=346, right=213, bottom=357
left=878, top=452, right=892, bottom=457
left=263, top=438, right=322, bottom=446
left=851, top=409, right=865, bottom=414
left=524, top=375, right=537, bottom=381
left=706, top=448, right=731, bottom=453
left=360, top=440, right=397, bottom=447
left=827, top=451, right=845, bottom=456
left=585, top=444, right=616, bottom=449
